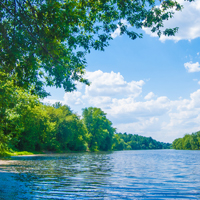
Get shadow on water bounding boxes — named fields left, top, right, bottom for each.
left=0, top=171, right=34, bottom=200
left=1, top=150, right=200, bottom=199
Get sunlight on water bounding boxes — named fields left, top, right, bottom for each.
left=1, top=150, right=200, bottom=199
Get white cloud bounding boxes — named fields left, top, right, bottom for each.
left=143, top=0, right=200, bottom=42
left=64, top=91, right=83, bottom=105
left=44, top=70, right=200, bottom=143
left=197, top=52, right=199, bottom=56
left=117, top=117, right=159, bottom=135
left=54, top=70, right=144, bottom=110
left=42, top=98, right=64, bottom=105
left=107, top=96, right=170, bottom=119
left=184, top=61, right=200, bottom=73
left=189, top=89, right=200, bottom=108
left=84, top=70, right=144, bottom=98
left=144, top=92, right=155, bottom=100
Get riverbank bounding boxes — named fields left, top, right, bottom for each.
left=0, top=150, right=35, bottom=158
left=0, top=149, right=89, bottom=158
left=0, top=159, right=16, bottom=165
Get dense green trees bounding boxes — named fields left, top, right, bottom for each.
left=112, top=132, right=171, bottom=150
left=0, top=92, right=117, bottom=154
left=2, top=101, right=89, bottom=153
left=0, top=76, right=88, bottom=154
left=0, top=87, right=171, bottom=156
left=46, top=104, right=88, bottom=151
left=0, top=72, right=40, bottom=154
left=82, top=107, right=115, bottom=151
left=0, top=0, right=187, bottom=96
left=172, top=131, right=200, bottom=150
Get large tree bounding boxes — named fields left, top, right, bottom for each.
left=82, top=107, right=115, bottom=151
left=0, top=0, right=189, bottom=96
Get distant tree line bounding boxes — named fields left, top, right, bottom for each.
left=172, top=131, right=200, bottom=150
left=113, top=133, right=171, bottom=151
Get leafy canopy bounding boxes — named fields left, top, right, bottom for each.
left=82, top=107, right=115, bottom=151
left=0, top=0, right=189, bottom=96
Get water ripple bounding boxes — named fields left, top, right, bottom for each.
left=1, top=150, right=200, bottom=199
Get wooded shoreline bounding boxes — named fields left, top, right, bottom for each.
left=0, top=101, right=171, bottom=156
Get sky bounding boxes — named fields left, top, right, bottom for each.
left=44, top=0, right=200, bottom=143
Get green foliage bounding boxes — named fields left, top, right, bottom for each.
left=46, top=104, right=89, bottom=151
left=172, top=138, right=183, bottom=150
left=16, top=104, right=56, bottom=151
left=112, top=134, right=125, bottom=150
left=0, top=76, right=89, bottom=154
left=0, top=0, right=188, bottom=96
left=0, top=72, right=39, bottom=153
left=172, top=131, right=200, bottom=150
left=13, top=103, right=89, bottom=152
left=112, top=133, right=171, bottom=150
left=0, top=81, right=117, bottom=155
left=82, top=107, right=115, bottom=151
left=7, top=151, right=34, bottom=156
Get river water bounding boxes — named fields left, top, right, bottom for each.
left=0, top=150, right=200, bottom=199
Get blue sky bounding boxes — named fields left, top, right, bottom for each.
left=44, top=0, right=200, bottom=143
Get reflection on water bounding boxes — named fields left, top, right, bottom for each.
left=1, top=150, right=200, bottom=199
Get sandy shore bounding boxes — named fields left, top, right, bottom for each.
left=0, top=160, right=16, bottom=166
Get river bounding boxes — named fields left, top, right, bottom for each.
left=0, top=149, right=200, bottom=199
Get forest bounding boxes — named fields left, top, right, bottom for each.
left=113, top=133, right=171, bottom=150
left=172, top=131, right=200, bottom=150
left=0, top=74, right=171, bottom=156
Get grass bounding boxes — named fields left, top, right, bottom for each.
left=9, top=151, right=34, bottom=156
left=0, top=149, right=89, bottom=158
left=0, top=151, right=38, bottom=158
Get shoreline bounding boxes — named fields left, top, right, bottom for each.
left=0, top=160, right=16, bottom=166
left=0, top=149, right=174, bottom=163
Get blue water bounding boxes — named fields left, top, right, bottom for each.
left=1, top=150, right=200, bottom=199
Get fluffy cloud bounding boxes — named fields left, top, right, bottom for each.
left=189, top=89, right=200, bottom=108
left=143, top=0, right=200, bottom=42
left=42, top=98, right=64, bottom=105
left=144, top=92, right=155, bottom=100
left=44, top=70, right=200, bottom=143
left=64, top=91, right=83, bottom=105
left=52, top=70, right=145, bottom=108
left=184, top=62, right=200, bottom=73
left=84, top=70, right=144, bottom=98
left=106, top=96, right=170, bottom=119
